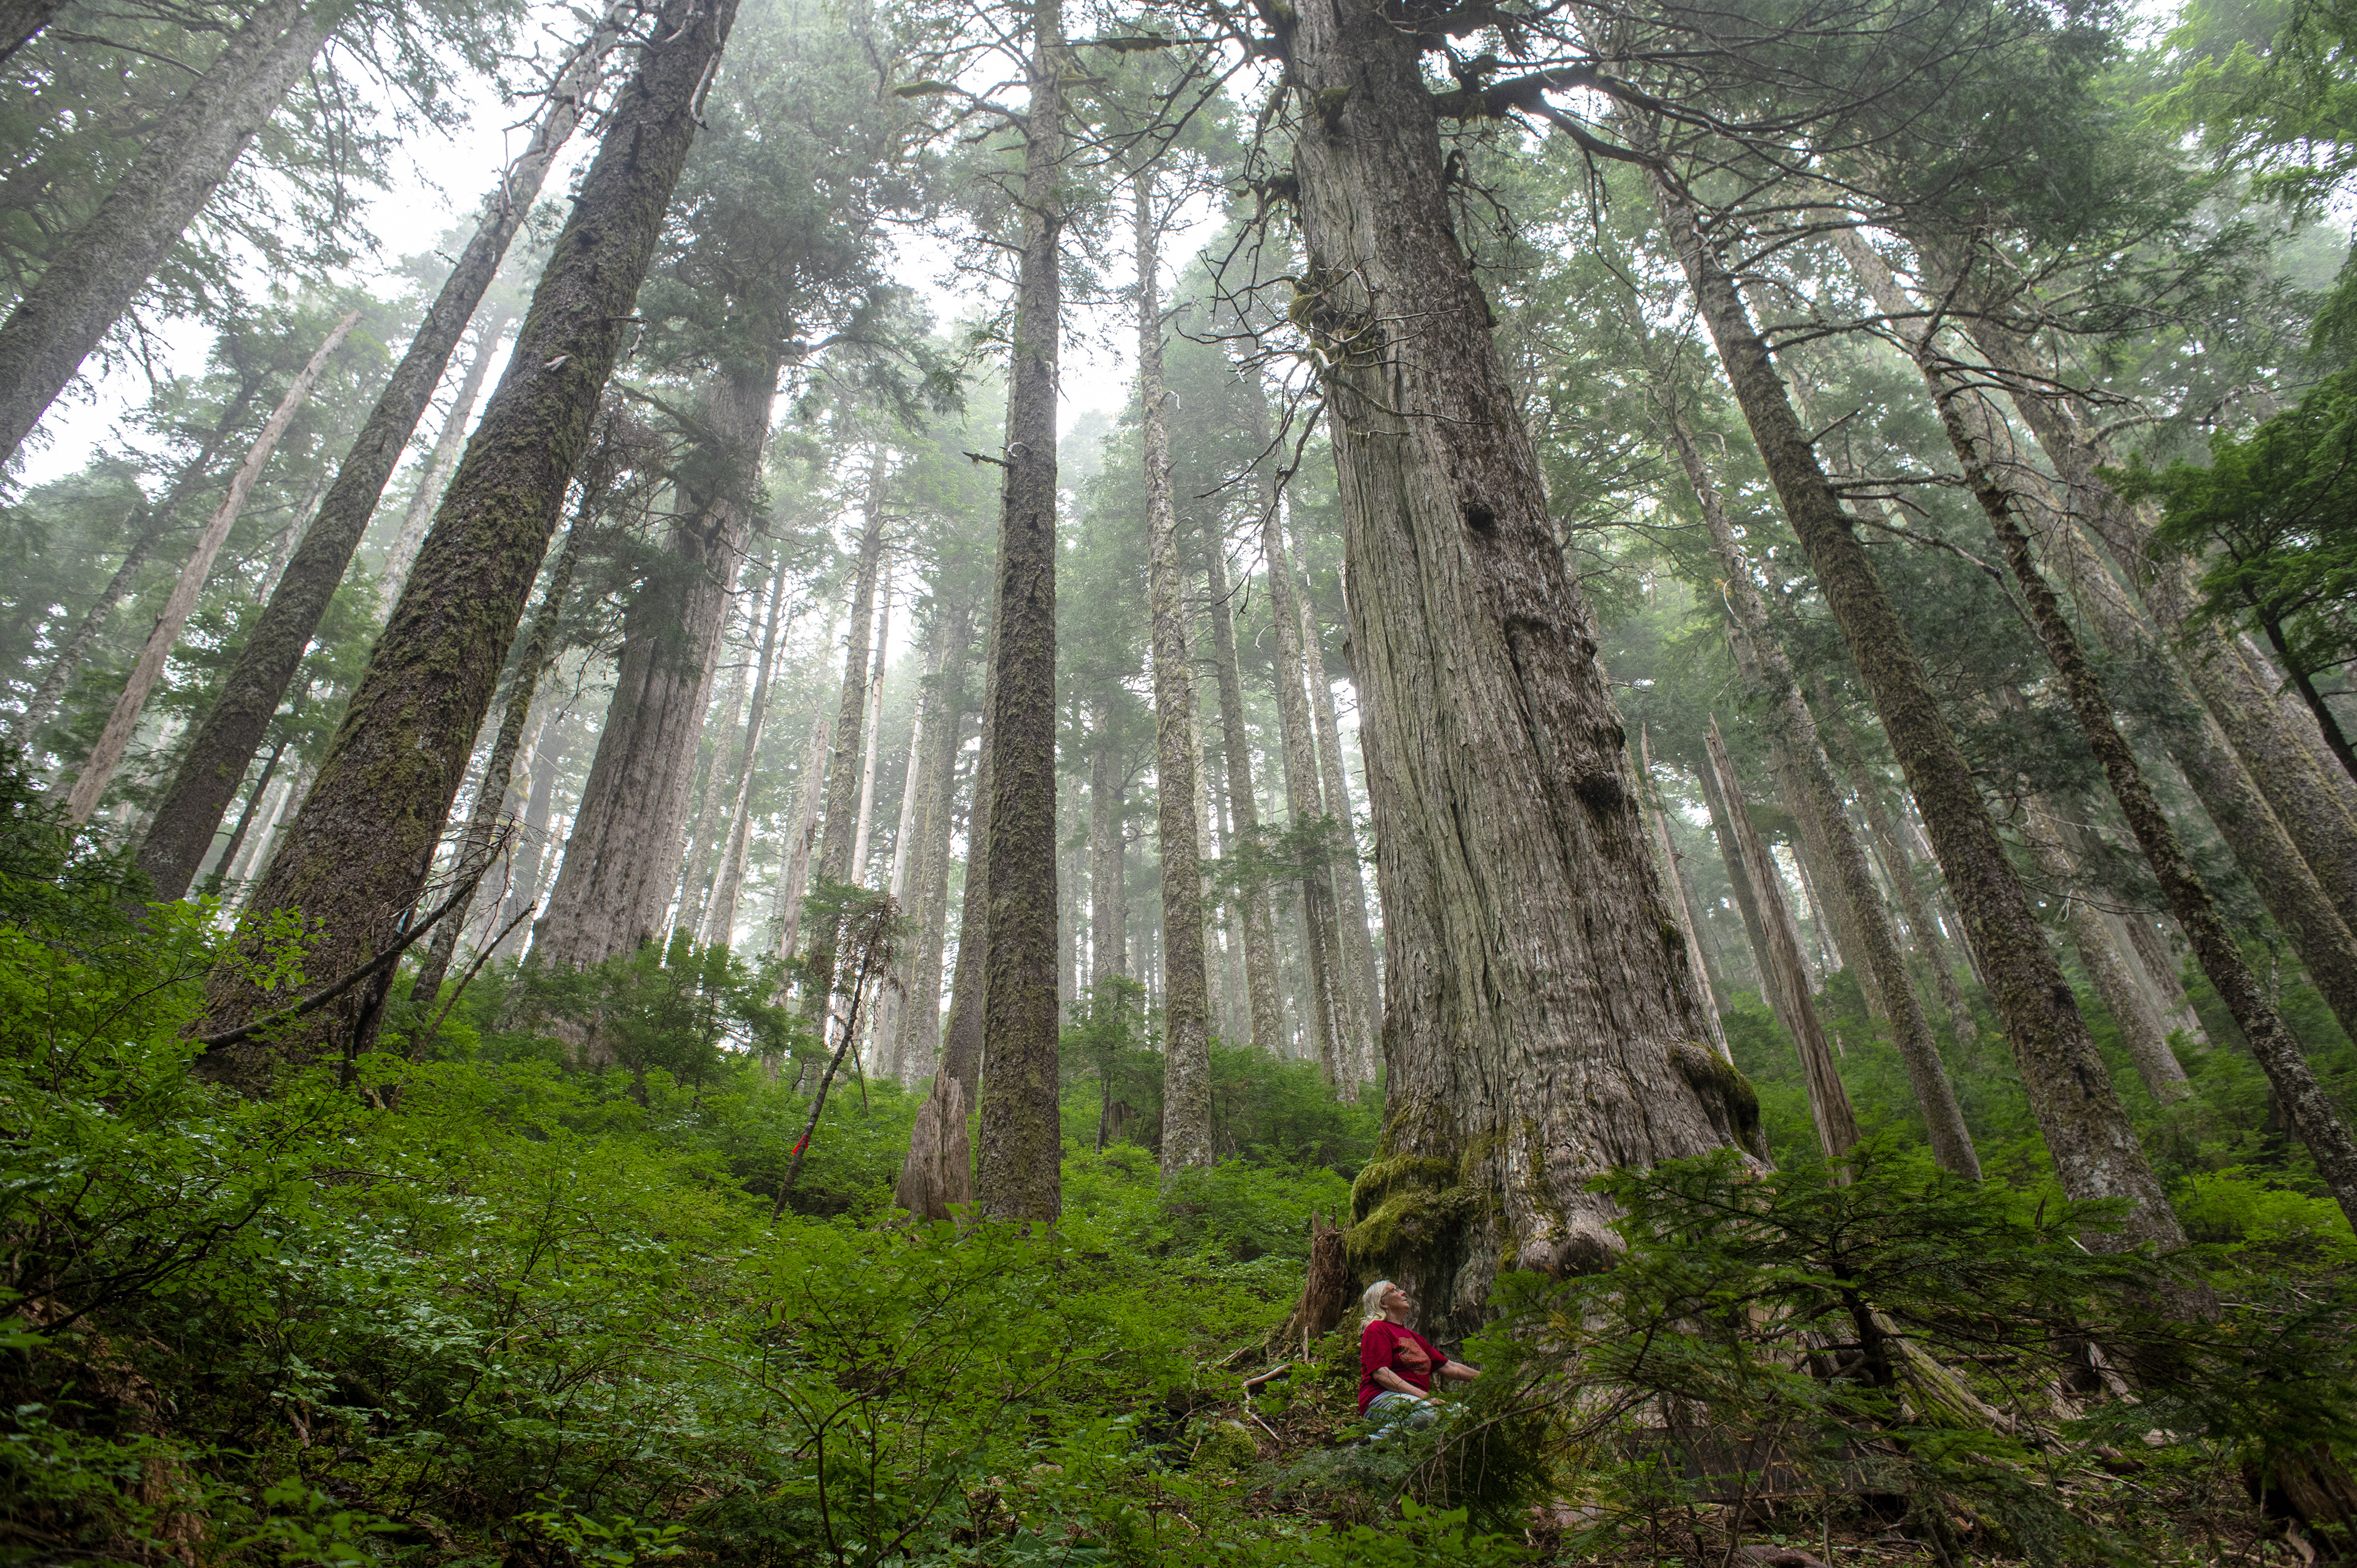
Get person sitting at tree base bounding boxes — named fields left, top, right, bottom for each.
left=1357, top=1279, right=1479, bottom=1434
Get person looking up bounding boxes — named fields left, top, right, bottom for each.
left=1357, top=1279, right=1479, bottom=1431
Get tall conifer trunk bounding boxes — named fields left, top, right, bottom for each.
left=532, top=355, right=777, bottom=976
left=1088, top=721, right=1126, bottom=984
left=1197, top=504, right=1287, bottom=1053
left=0, top=0, right=327, bottom=465
left=1135, top=176, right=1212, bottom=1173
left=378, top=314, right=513, bottom=615
left=973, top=0, right=1065, bottom=1222
left=192, top=0, right=741, bottom=1083
left=133, top=5, right=628, bottom=894
left=1274, top=3, right=1751, bottom=1334
left=704, top=554, right=792, bottom=949
left=1643, top=152, right=2182, bottom=1248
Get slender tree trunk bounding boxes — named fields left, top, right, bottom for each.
left=496, top=719, right=561, bottom=957
left=68, top=310, right=360, bottom=823
left=22, top=506, right=163, bottom=743
left=409, top=507, right=587, bottom=1004
left=1289, top=508, right=1383, bottom=1082
left=2109, top=897, right=2208, bottom=1046
left=1088, top=718, right=1126, bottom=984
left=1940, top=377, right=2357, bottom=1224
left=1640, top=729, right=1730, bottom=1062
left=874, top=617, right=944, bottom=1075
left=192, top=0, right=741, bottom=1083
left=890, top=600, right=974, bottom=1079
left=800, top=451, right=891, bottom=1011
left=1699, top=749, right=1780, bottom=1009
left=773, top=695, right=835, bottom=966
left=1708, top=723, right=1860, bottom=1159
left=1135, top=176, right=1211, bottom=1174
left=378, top=315, right=510, bottom=614
left=1197, top=500, right=1286, bottom=1053
left=973, top=0, right=1065, bottom=1223
left=1817, top=681, right=1982, bottom=1046
left=1668, top=405, right=1978, bottom=1175
left=676, top=615, right=753, bottom=939
left=849, top=574, right=892, bottom=884
left=1921, top=237, right=2357, bottom=938
left=1647, top=154, right=2182, bottom=1249
left=1256, top=445, right=1347, bottom=1086
left=1277, top=12, right=1750, bottom=1335
left=936, top=632, right=993, bottom=1105
left=533, top=355, right=777, bottom=975
left=0, top=0, right=328, bottom=465
left=704, top=556, right=791, bottom=950
left=130, top=16, right=624, bottom=901
left=201, top=731, right=288, bottom=895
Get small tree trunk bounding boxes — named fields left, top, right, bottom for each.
left=772, top=690, right=836, bottom=965
left=889, top=599, right=976, bottom=1079
left=1940, top=372, right=2357, bottom=1225
left=1669, top=405, right=1977, bottom=1175
left=973, top=0, right=1065, bottom=1224
left=1699, top=753, right=1776, bottom=1002
left=68, top=309, right=360, bottom=823
left=704, top=556, right=792, bottom=950
left=0, top=0, right=327, bottom=466
left=803, top=450, right=891, bottom=1005
left=192, top=0, right=741, bottom=1082
left=199, top=731, right=289, bottom=894
left=533, top=355, right=778, bottom=975
left=22, top=506, right=163, bottom=745
left=378, top=315, right=510, bottom=614
left=874, top=617, right=945, bottom=1075
left=673, top=589, right=755, bottom=939
left=131, top=12, right=624, bottom=901
left=1088, top=718, right=1126, bottom=984
left=849, top=573, right=893, bottom=883
left=1641, top=728, right=1730, bottom=1062
left=1196, top=494, right=1287, bottom=1054
left=1647, top=153, right=2182, bottom=1249
left=1707, top=722, right=1860, bottom=1159
left=1135, top=175, right=1212, bottom=1175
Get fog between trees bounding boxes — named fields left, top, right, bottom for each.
left=4, top=0, right=2357, bottom=1556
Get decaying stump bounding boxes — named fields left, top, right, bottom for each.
left=894, top=1071, right=973, bottom=1223
left=1271, top=1210, right=1353, bottom=1359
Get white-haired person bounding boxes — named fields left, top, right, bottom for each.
left=1357, top=1279, right=1478, bottom=1432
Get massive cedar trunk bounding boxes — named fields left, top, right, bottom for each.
left=973, top=0, right=1065, bottom=1223
left=192, top=0, right=741, bottom=1084
left=1940, top=382, right=2357, bottom=1226
left=1668, top=407, right=1978, bottom=1176
left=1135, top=178, right=1211, bottom=1174
left=1197, top=495, right=1287, bottom=1053
left=378, top=314, right=512, bottom=615
left=1706, top=724, right=1859, bottom=1158
left=1838, top=230, right=2357, bottom=1050
left=409, top=507, right=588, bottom=1004
left=1287, top=509, right=1383, bottom=1075
left=1919, top=238, right=2357, bottom=938
left=703, top=553, right=790, bottom=949
left=1646, top=155, right=2183, bottom=1249
left=0, top=0, right=326, bottom=465
left=68, top=310, right=360, bottom=824
left=133, top=56, right=601, bottom=892
left=532, top=355, right=777, bottom=976
left=1088, top=718, right=1126, bottom=984
left=1277, top=4, right=1751, bottom=1337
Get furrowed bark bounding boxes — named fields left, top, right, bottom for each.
left=1953, top=401, right=2357, bottom=1224
left=0, top=0, right=326, bottom=466
left=1648, top=156, right=2182, bottom=1248
left=192, top=0, right=741, bottom=1085
left=1708, top=721, right=1860, bottom=1159
left=533, top=354, right=777, bottom=977
left=68, top=309, right=360, bottom=824
left=1136, top=176, right=1211, bottom=1174
left=409, top=505, right=586, bottom=1005
left=1197, top=490, right=1286, bottom=1054
left=973, top=0, right=1065, bottom=1223
left=1279, top=13, right=1746, bottom=1335
left=135, top=18, right=623, bottom=901
left=1670, top=406, right=1977, bottom=1175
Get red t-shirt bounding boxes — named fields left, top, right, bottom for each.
left=1359, top=1318, right=1446, bottom=1414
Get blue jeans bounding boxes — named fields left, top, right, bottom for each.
left=1366, top=1390, right=1439, bottom=1434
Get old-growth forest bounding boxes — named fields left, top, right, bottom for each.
left=4, top=0, right=2357, bottom=1557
